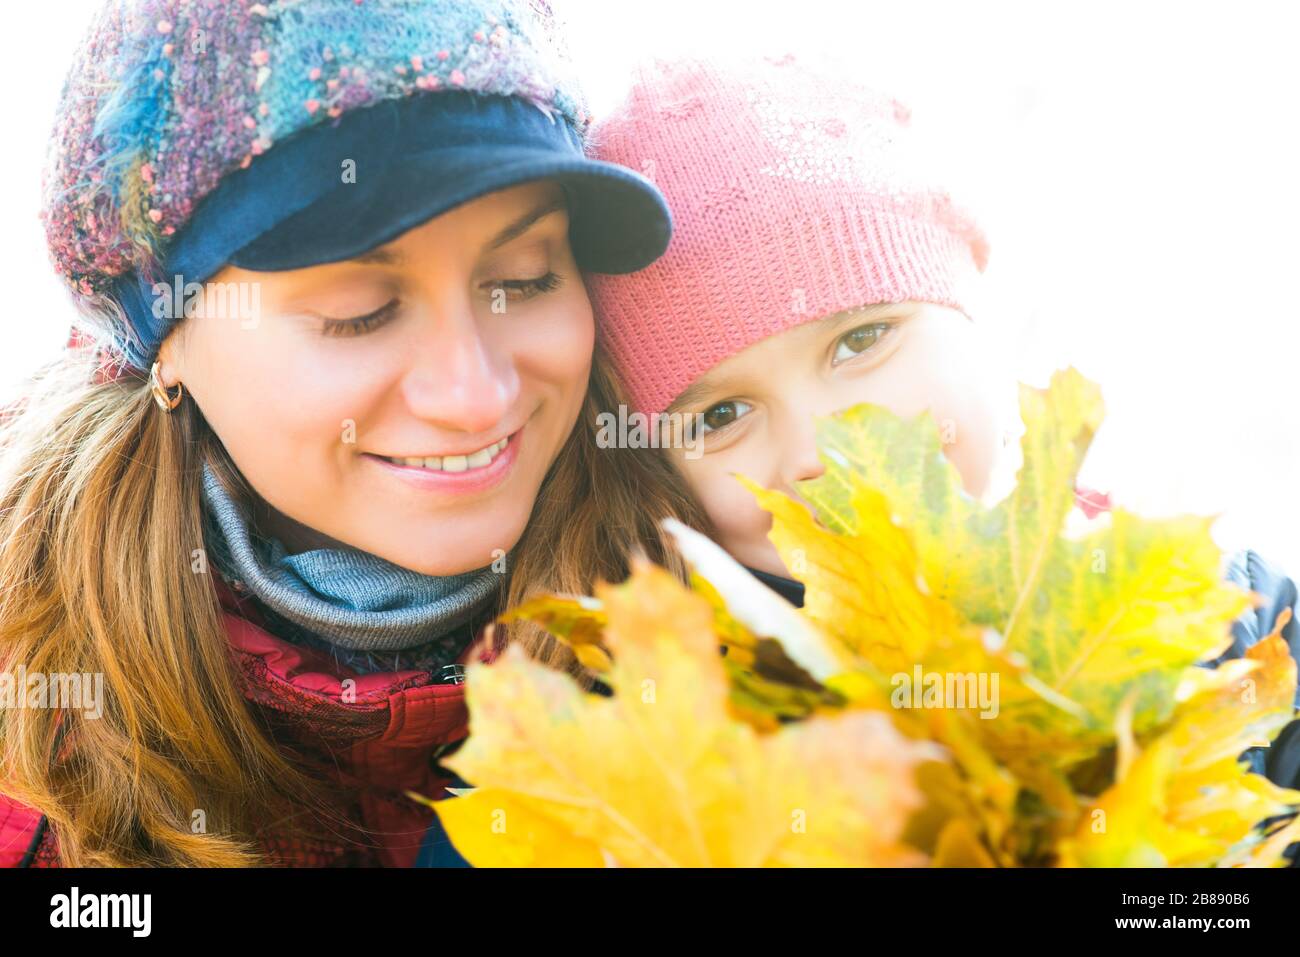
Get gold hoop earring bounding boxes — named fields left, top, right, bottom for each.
left=149, top=361, right=184, bottom=412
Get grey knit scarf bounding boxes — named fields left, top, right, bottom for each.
left=199, top=461, right=501, bottom=657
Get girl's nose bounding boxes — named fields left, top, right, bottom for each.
left=780, top=422, right=827, bottom=490
left=400, top=310, right=519, bottom=434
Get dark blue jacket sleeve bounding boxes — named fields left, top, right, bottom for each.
left=415, top=803, right=473, bottom=868
left=415, top=765, right=473, bottom=868
left=1217, top=550, right=1300, bottom=782
left=1217, top=549, right=1300, bottom=865
left=1220, top=549, right=1300, bottom=678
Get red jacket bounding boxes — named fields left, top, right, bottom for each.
left=0, top=575, right=493, bottom=867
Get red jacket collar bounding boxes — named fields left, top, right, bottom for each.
left=213, top=575, right=494, bottom=791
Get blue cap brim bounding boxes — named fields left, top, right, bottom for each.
left=182, top=90, right=670, bottom=280
left=114, top=92, right=671, bottom=368
left=228, top=147, right=672, bottom=276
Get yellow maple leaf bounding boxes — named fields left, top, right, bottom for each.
left=767, top=369, right=1252, bottom=761
left=1059, top=626, right=1300, bottom=867
left=498, top=594, right=613, bottom=672
left=730, top=366, right=1284, bottom=865
left=437, top=561, right=930, bottom=867
left=448, top=366, right=1297, bottom=870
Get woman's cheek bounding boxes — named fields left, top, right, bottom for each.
left=224, top=324, right=388, bottom=479
left=511, top=292, right=595, bottom=385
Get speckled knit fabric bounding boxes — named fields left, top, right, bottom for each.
left=41, top=0, right=587, bottom=314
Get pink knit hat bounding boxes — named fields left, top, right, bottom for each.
left=585, top=54, right=991, bottom=416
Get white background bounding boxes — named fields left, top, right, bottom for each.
left=3, top=0, right=1297, bottom=571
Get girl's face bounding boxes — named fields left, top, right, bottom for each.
left=160, top=180, right=594, bottom=576
left=663, top=302, right=1007, bottom=577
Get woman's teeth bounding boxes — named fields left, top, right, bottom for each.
left=382, top=437, right=509, bottom=472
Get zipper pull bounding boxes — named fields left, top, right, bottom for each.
left=437, top=663, right=466, bottom=685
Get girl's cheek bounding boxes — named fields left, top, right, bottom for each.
left=934, top=386, right=1000, bottom=497
left=828, top=332, right=934, bottom=422
left=702, top=480, right=770, bottom=562
left=678, top=447, right=781, bottom=564
left=920, top=330, right=1006, bottom=497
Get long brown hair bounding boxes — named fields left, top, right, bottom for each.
left=0, top=331, right=706, bottom=866
left=505, top=348, right=715, bottom=680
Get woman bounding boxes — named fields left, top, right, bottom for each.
left=0, top=0, right=703, bottom=867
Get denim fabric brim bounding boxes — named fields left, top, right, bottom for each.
left=227, top=146, right=672, bottom=276
left=113, top=92, right=671, bottom=368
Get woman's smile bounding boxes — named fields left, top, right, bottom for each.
left=370, top=431, right=514, bottom=472
left=360, top=426, right=523, bottom=496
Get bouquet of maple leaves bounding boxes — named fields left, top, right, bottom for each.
left=410, top=369, right=1300, bottom=867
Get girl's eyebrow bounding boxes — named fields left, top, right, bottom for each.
left=668, top=380, right=717, bottom=413
left=825, top=301, right=915, bottom=329
left=667, top=303, right=914, bottom=412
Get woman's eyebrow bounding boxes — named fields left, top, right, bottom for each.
left=351, top=247, right=404, bottom=266
left=484, top=196, right=568, bottom=251
left=339, top=196, right=568, bottom=267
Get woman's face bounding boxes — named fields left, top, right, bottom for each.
left=662, top=302, right=1009, bottom=577
left=160, top=180, right=594, bottom=576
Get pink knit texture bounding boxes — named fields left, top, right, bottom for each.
left=585, top=54, right=991, bottom=416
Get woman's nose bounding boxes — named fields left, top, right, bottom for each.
left=401, top=312, right=519, bottom=433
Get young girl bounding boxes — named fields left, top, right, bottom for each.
left=0, top=0, right=704, bottom=868
left=587, top=54, right=1011, bottom=595
left=584, top=55, right=1300, bottom=805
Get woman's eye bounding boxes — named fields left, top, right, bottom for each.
left=699, top=399, right=753, bottom=434
left=321, top=299, right=400, bottom=337
left=832, top=322, right=892, bottom=363
left=486, top=271, right=563, bottom=303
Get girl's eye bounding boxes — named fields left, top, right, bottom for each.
left=699, top=399, right=753, bottom=434
left=486, top=271, right=563, bottom=303
left=322, top=299, right=400, bottom=337
left=832, top=322, right=892, bottom=364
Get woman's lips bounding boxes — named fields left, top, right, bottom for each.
left=362, top=429, right=521, bottom=494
